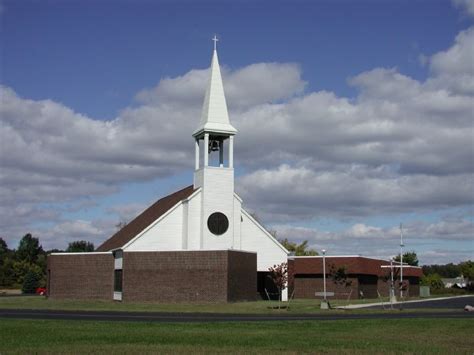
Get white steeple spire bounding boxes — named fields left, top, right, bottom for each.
left=193, top=38, right=237, bottom=138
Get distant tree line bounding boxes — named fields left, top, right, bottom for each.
left=389, top=251, right=473, bottom=291
left=421, top=259, right=473, bottom=291
left=0, top=234, right=94, bottom=292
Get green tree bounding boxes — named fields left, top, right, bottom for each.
left=12, top=259, right=44, bottom=287
left=459, top=260, right=474, bottom=279
left=420, top=273, right=444, bottom=290
left=329, top=264, right=352, bottom=287
left=422, top=263, right=461, bottom=278
left=279, top=239, right=318, bottom=256
left=16, top=234, right=43, bottom=264
left=393, top=251, right=419, bottom=266
left=21, top=270, right=40, bottom=294
left=66, top=240, right=95, bottom=252
left=0, top=238, right=9, bottom=259
left=0, top=238, right=15, bottom=287
left=0, top=256, right=15, bottom=286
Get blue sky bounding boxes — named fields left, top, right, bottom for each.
left=3, top=0, right=466, bottom=117
left=1, top=0, right=473, bottom=264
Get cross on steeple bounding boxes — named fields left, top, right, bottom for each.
left=212, top=35, right=218, bottom=50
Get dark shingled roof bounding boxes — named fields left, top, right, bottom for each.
left=96, top=185, right=196, bottom=252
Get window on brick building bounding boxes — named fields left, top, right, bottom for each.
left=114, top=270, right=123, bottom=292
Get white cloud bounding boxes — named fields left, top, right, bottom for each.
left=107, top=203, right=147, bottom=224
left=271, top=217, right=473, bottom=264
left=238, top=164, right=473, bottom=221
left=38, top=219, right=116, bottom=251
left=427, top=27, right=474, bottom=95
left=453, top=0, right=474, bottom=17
left=135, top=62, right=306, bottom=109
left=1, top=24, right=473, bottom=263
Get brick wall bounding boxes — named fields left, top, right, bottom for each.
left=227, top=250, right=257, bottom=302
left=294, top=276, right=359, bottom=299
left=47, top=253, right=113, bottom=300
left=377, top=277, right=420, bottom=298
left=123, top=250, right=255, bottom=303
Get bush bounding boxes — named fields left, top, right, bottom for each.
left=21, top=270, right=40, bottom=294
left=420, top=273, right=444, bottom=290
left=431, top=287, right=467, bottom=295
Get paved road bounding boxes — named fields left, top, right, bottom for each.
left=365, top=296, right=474, bottom=310
left=0, top=308, right=472, bottom=322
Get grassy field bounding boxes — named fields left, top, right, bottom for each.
left=1, top=318, right=473, bottom=354
left=0, top=295, right=456, bottom=314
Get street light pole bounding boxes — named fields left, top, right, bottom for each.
left=400, top=223, right=404, bottom=299
left=322, top=249, right=327, bottom=302
left=390, top=259, right=394, bottom=309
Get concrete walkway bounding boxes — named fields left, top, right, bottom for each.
left=336, top=295, right=474, bottom=309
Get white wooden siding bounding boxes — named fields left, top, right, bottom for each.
left=240, top=210, right=288, bottom=272
left=125, top=204, right=183, bottom=251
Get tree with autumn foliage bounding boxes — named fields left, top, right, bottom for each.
left=268, top=262, right=288, bottom=309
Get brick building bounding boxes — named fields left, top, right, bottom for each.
left=48, top=42, right=288, bottom=303
left=288, top=256, right=423, bottom=300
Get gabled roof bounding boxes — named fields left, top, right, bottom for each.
left=193, top=49, right=237, bottom=138
left=96, top=185, right=195, bottom=252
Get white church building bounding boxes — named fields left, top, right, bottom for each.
left=48, top=41, right=289, bottom=303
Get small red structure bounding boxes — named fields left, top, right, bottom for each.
left=35, top=287, right=46, bottom=296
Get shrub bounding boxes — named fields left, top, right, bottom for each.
left=22, top=270, right=40, bottom=294
left=420, top=273, right=444, bottom=290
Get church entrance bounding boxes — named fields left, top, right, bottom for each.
left=257, top=272, right=279, bottom=300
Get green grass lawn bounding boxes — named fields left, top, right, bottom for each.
left=0, top=318, right=472, bottom=354
left=0, top=296, right=345, bottom=314
left=0, top=295, right=468, bottom=314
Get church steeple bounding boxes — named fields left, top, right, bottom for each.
left=193, top=38, right=237, bottom=138
left=193, top=37, right=236, bottom=173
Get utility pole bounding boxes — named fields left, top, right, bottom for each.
left=322, top=249, right=327, bottom=302
left=400, top=223, right=404, bottom=299
left=390, top=259, right=394, bottom=309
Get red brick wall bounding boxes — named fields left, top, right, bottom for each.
left=123, top=250, right=256, bottom=303
left=48, top=250, right=256, bottom=303
left=227, top=250, right=257, bottom=302
left=377, top=278, right=420, bottom=298
left=294, top=276, right=359, bottom=299
left=47, top=253, right=114, bottom=300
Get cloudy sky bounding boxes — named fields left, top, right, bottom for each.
left=1, top=0, right=473, bottom=264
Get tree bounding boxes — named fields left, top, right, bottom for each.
left=66, top=241, right=95, bottom=252
left=0, top=255, right=15, bottom=287
left=422, top=263, right=461, bottom=278
left=420, top=273, right=444, bottom=290
left=393, top=251, right=419, bottom=266
left=279, top=239, right=318, bottom=256
left=329, top=264, right=352, bottom=288
left=16, top=234, right=43, bottom=264
left=459, top=260, right=474, bottom=280
left=0, top=238, right=9, bottom=259
left=12, top=259, right=43, bottom=286
left=21, top=270, right=40, bottom=294
left=268, top=262, right=288, bottom=309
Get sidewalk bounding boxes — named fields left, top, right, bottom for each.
left=336, top=294, right=473, bottom=309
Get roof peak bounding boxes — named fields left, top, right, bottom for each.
left=193, top=40, right=237, bottom=138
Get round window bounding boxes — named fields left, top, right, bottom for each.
left=207, top=212, right=229, bottom=235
